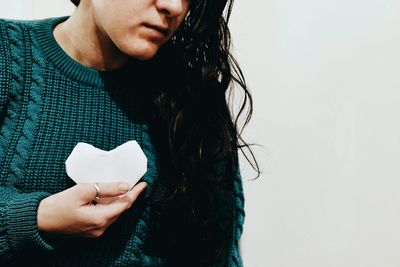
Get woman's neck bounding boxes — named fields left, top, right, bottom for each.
left=53, top=3, right=129, bottom=71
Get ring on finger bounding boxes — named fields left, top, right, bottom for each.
left=94, top=183, right=101, bottom=199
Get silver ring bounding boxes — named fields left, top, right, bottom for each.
left=94, top=183, right=100, bottom=199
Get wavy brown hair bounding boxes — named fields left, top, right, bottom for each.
left=71, top=0, right=260, bottom=265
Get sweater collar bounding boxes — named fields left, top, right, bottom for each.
left=32, top=16, right=144, bottom=88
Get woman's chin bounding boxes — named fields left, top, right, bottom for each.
left=122, top=42, right=160, bottom=61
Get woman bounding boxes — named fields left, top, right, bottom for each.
left=0, top=0, right=258, bottom=266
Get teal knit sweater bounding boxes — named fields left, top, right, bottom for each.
left=0, top=17, right=245, bottom=266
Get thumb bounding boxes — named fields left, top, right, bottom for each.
left=70, top=182, right=131, bottom=204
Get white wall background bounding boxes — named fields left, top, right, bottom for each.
left=1, top=0, right=400, bottom=266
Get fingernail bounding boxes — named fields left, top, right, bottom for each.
left=119, top=183, right=130, bottom=192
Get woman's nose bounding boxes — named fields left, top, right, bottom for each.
left=155, top=0, right=186, bottom=18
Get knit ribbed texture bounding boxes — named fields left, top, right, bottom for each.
left=0, top=17, right=245, bottom=266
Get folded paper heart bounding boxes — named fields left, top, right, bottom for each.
left=65, top=140, right=147, bottom=189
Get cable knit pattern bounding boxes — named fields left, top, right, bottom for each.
left=0, top=21, right=25, bottom=177
left=0, top=20, right=11, bottom=118
left=230, top=166, right=245, bottom=267
left=0, top=19, right=54, bottom=263
left=0, top=17, right=245, bottom=266
left=8, top=26, right=45, bottom=187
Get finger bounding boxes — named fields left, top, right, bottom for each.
left=72, top=182, right=131, bottom=204
left=99, top=182, right=147, bottom=209
left=94, top=182, right=147, bottom=217
left=90, top=182, right=148, bottom=205
left=93, top=196, right=121, bottom=205
left=125, top=182, right=148, bottom=206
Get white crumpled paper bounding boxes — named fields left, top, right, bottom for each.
left=65, top=140, right=147, bottom=189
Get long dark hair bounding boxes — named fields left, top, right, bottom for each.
left=71, top=0, right=260, bottom=265
left=147, top=0, right=260, bottom=266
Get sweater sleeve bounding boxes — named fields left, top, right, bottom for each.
left=0, top=19, right=56, bottom=263
left=0, top=187, right=55, bottom=262
left=0, top=18, right=12, bottom=116
left=213, top=152, right=246, bottom=267
left=229, top=165, right=245, bottom=267
left=210, top=148, right=245, bottom=267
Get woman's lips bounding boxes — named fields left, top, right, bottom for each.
left=143, top=23, right=170, bottom=37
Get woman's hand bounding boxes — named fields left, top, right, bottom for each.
left=37, top=182, right=147, bottom=238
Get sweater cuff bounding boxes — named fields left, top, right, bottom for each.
left=5, top=191, right=55, bottom=252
